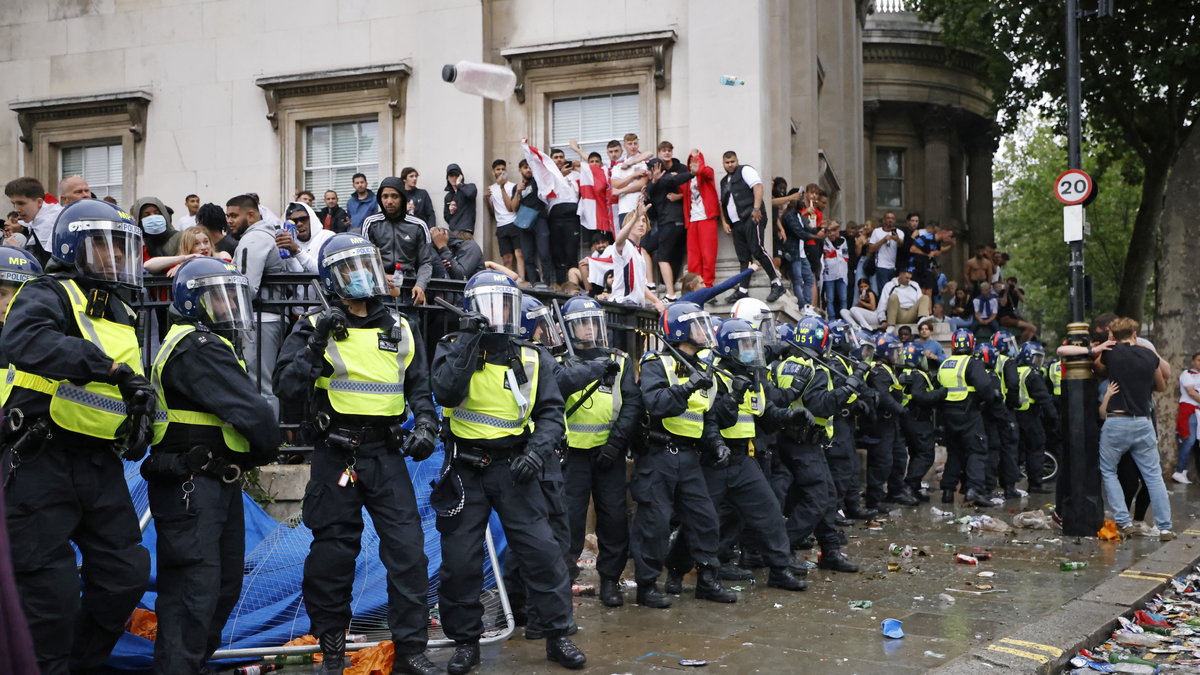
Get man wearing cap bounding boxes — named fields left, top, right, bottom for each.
left=444, top=164, right=478, bottom=240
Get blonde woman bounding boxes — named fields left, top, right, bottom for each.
left=144, top=227, right=231, bottom=276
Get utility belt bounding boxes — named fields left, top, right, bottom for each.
left=448, top=435, right=526, bottom=470
left=313, top=411, right=406, bottom=456
left=644, top=429, right=699, bottom=455
left=142, top=445, right=243, bottom=484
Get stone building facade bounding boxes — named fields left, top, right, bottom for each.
left=0, top=0, right=990, bottom=280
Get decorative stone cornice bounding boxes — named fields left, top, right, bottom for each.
left=863, top=40, right=988, bottom=79
left=255, top=63, right=411, bottom=129
left=10, top=90, right=152, bottom=151
left=501, top=30, right=676, bottom=104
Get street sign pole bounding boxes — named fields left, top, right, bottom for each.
left=1059, top=0, right=1103, bottom=537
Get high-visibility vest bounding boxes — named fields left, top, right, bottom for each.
left=829, top=353, right=859, bottom=405
left=715, top=366, right=765, bottom=440
left=771, top=355, right=834, bottom=439
left=1046, top=361, right=1062, bottom=396
left=648, top=352, right=715, bottom=439
left=448, top=344, right=540, bottom=439
left=311, top=313, right=414, bottom=417
left=1014, top=365, right=1034, bottom=412
left=565, top=352, right=625, bottom=449
left=997, top=354, right=1011, bottom=402
left=901, top=368, right=932, bottom=407
left=876, top=362, right=903, bottom=394
left=938, top=355, right=975, bottom=402
left=7, top=279, right=143, bottom=439
left=150, top=324, right=249, bottom=453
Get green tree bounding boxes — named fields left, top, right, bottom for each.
left=913, top=0, right=1200, bottom=321
left=993, top=116, right=1142, bottom=342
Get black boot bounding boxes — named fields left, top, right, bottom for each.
left=765, top=283, right=786, bottom=303
left=739, top=549, right=766, bottom=569
left=941, top=489, right=955, bottom=504
left=844, top=501, right=880, bottom=520
left=787, top=558, right=810, bottom=576
left=965, top=489, right=993, bottom=508
left=817, top=549, right=860, bottom=573
left=393, top=652, right=438, bottom=675
left=791, top=535, right=815, bottom=551
left=599, top=576, right=623, bottom=607
left=834, top=513, right=855, bottom=527
left=695, top=565, right=737, bottom=603
left=637, top=583, right=672, bottom=608
left=768, top=567, right=807, bottom=591
left=664, top=570, right=684, bottom=595
left=909, top=486, right=931, bottom=502
left=546, top=635, right=588, bottom=669
left=317, top=631, right=345, bottom=674
left=525, top=621, right=577, bottom=641
left=447, top=641, right=481, bottom=675
left=717, top=562, right=755, bottom=580
left=887, top=489, right=920, bottom=506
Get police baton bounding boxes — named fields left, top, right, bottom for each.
left=309, top=280, right=348, bottom=341
left=551, top=299, right=576, bottom=359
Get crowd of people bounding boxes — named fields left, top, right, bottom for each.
left=0, top=146, right=1186, bottom=675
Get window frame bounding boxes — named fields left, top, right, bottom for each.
left=875, top=146, right=906, bottom=209
left=60, top=142, right=124, bottom=203
left=549, top=90, right=641, bottom=159
left=301, top=118, right=381, bottom=203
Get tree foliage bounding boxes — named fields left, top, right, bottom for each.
left=993, top=115, right=1142, bottom=343
left=913, top=0, right=1200, bottom=320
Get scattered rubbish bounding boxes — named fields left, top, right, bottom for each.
left=1013, top=509, right=1055, bottom=529
left=913, top=595, right=924, bottom=601
left=719, top=75, right=745, bottom=86
left=977, top=571, right=995, bottom=578
left=937, top=593, right=956, bottom=604
left=620, top=579, right=638, bottom=589
left=930, top=507, right=951, bottom=517
left=773, top=603, right=783, bottom=609
left=973, top=552, right=994, bottom=562
left=889, top=543, right=914, bottom=559
left=924, top=650, right=946, bottom=659
left=848, top=600, right=873, bottom=610
left=887, top=562, right=901, bottom=572
left=956, top=554, right=979, bottom=565
left=729, top=586, right=745, bottom=592
left=1060, top=561, right=1088, bottom=571
left=679, top=659, right=709, bottom=667
left=1098, top=519, right=1121, bottom=541
left=942, top=543, right=956, bottom=550
left=881, top=618, right=904, bottom=639
left=945, top=587, right=1008, bottom=595
left=572, top=584, right=595, bottom=596
left=968, top=515, right=1014, bottom=533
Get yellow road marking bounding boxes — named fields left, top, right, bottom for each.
left=986, top=644, right=1050, bottom=663
left=999, top=638, right=1063, bottom=657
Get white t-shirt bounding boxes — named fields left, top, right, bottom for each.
left=724, top=165, right=762, bottom=224
left=606, top=239, right=647, bottom=306
left=877, top=278, right=921, bottom=322
left=488, top=183, right=516, bottom=226
left=689, top=178, right=707, bottom=222
left=821, top=237, right=849, bottom=282
left=869, top=227, right=900, bottom=269
left=176, top=214, right=197, bottom=229
left=1180, top=369, right=1200, bottom=405
left=611, top=159, right=646, bottom=214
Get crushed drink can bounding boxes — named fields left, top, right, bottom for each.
left=956, top=554, right=978, bottom=565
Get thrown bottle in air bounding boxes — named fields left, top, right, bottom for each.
left=442, top=61, right=517, bottom=101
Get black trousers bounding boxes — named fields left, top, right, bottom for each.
left=148, top=472, right=243, bottom=673
left=983, top=406, right=1021, bottom=492
left=900, top=414, right=937, bottom=493
left=563, top=448, right=629, bottom=581
left=1015, top=411, right=1047, bottom=488
left=302, top=441, right=428, bottom=655
left=437, top=457, right=572, bottom=642
left=2, top=446, right=150, bottom=675
left=503, top=477, right=572, bottom=633
left=865, top=413, right=907, bottom=506
left=729, top=219, right=778, bottom=283
left=630, top=447, right=719, bottom=585
left=518, top=216, right=554, bottom=284
left=780, top=439, right=842, bottom=550
left=666, top=453, right=793, bottom=572
left=829, top=419, right=862, bottom=506
left=939, top=404, right=989, bottom=494
left=548, top=205, right=581, bottom=285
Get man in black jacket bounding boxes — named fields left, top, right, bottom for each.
left=361, top=176, right=435, bottom=306
left=317, top=190, right=352, bottom=233
left=645, top=152, right=693, bottom=301
left=718, top=152, right=785, bottom=304
left=443, top=163, right=478, bottom=239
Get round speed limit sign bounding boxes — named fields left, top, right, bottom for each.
left=1054, top=169, right=1094, bottom=206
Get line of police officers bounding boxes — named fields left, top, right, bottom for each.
left=0, top=199, right=1063, bottom=675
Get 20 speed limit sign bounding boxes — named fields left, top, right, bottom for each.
left=1054, top=169, right=1094, bottom=206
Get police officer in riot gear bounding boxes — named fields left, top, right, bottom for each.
left=144, top=257, right=280, bottom=673
left=985, top=330, right=1022, bottom=499
left=0, top=246, right=42, bottom=378
left=558, top=296, right=639, bottom=608
left=937, top=329, right=996, bottom=507
left=1, top=198, right=153, bottom=674
left=635, top=301, right=737, bottom=608
left=274, top=233, right=440, bottom=675
left=868, top=333, right=919, bottom=508
left=431, top=270, right=586, bottom=673
left=826, top=321, right=878, bottom=520
left=1014, top=341, right=1058, bottom=494
left=897, top=343, right=946, bottom=501
left=771, top=317, right=861, bottom=573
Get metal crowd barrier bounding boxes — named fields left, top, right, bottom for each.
left=132, top=273, right=661, bottom=454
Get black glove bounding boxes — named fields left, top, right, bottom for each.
left=898, top=372, right=913, bottom=388
left=107, top=364, right=157, bottom=416
left=852, top=361, right=872, bottom=379
left=686, top=370, right=713, bottom=393
left=730, top=375, right=753, bottom=400
left=712, top=443, right=731, bottom=468
left=509, top=450, right=544, bottom=483
left=602, top=359, right=621, bottom=383
left=593, top=443, right=622, bottom=469
left=787, top=407, right=816, bottom=431
left=459, top=311, right=490, bottom=334
left=402, top=421, right=438, bottom=462
left=244, top=443, right=280, bottom=468
left=842, top=375, right=866, bottom=394
left=114, top=414, right=153, bottom=461
left=313, top=307, right=348, bottom=343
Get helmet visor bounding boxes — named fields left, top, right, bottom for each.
left=757, top=313, right=778, bottom=346
left=681, top=310, right=715, bottom=347
left=325, top=245, right=388, bottom=299
left=527, top=305, right=563, bottom=348
left=565, top=308, right=608, bottom=349
left=729, top=330, right=765, bottom=367
left=76, top=222, right=143, bottom=288
left=1029, top=351, right=1045, bottom=369
left=195, top=275, right=254, bottom=332
left=467, top=284, right=521, bottom=335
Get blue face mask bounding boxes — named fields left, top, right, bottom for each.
left=142, top=214, right=167, bottom=235
left=343, top=269, right=376, bottom=298
left=738, top=348, right=759, bottom=364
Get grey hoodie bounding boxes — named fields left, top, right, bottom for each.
left=234, top=214, right=303, bottom=318
left=131, top=196, right=181, bottom=257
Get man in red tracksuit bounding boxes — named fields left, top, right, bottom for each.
left=681, top=150, right=719, bottom=287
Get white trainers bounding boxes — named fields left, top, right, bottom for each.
left=1137, top=523, right=1161, bottom=538
left=1160, top=530, right=1177, bottom=542
left=1172, top=470, right=1191, bottom=484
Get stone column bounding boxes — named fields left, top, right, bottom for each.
left=922, top=106, right=953, bottom=225
left=966, top=133, right=998, bottom=251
